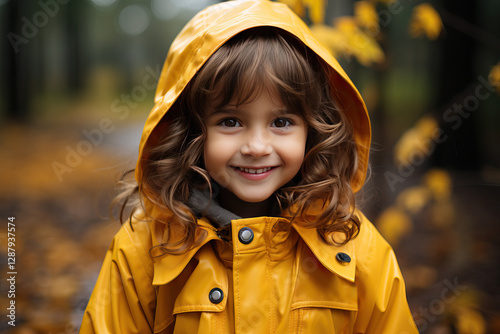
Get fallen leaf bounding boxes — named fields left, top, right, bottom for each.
left=44, top=275, right=81, bottom=302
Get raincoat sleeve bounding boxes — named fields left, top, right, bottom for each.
left=80, top=220, right=156, bottom=333
left=354, top=217, right=419, bottom=333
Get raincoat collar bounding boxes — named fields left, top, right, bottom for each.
left=151, top=219, right=219, bottom=286
left=187, top=187, right=241, bottom=228
left=292, top=223, right=356, bottom=282
left=151, top=217, right=356, bottom=286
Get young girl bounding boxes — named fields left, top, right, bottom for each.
left=81, top=0, right=418, bottom=332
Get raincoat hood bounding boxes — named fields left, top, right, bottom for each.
left=135, top=0, right=371, bottom=192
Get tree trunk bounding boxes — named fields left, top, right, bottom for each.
left=433, top=0, right=480, bottom=170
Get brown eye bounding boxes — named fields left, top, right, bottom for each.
left=219, top=118, right=241, bottom=127
left=272, top=118, right=292, bottom=128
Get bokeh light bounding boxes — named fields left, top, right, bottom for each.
left=152, top=0, right=180, bottom=21
left=152, top=0, right=216, bottom=21
left=118, top=5, right=150, bottom=36
left=90, top=0, right=118, bottom=7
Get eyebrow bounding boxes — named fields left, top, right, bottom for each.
left=206, top=108, right=239, bottom=117
left=207, top=107, right=298, bottom=117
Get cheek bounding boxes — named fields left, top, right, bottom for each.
left=204, top=149, right=234, bottom=189
left=204, top=134, right=234, bottom=175
left=287, top=149, right=306, bottom=173
left=274, top=141, right=306, bottom=183
left=284, top=132, right=308, bottom=169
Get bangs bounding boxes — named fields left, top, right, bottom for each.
left=140, top=26, right=360, bottom=252
left=185, top=27, right=326, bottom=116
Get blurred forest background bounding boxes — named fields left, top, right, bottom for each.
left=0, top=0, right=499, bottom=333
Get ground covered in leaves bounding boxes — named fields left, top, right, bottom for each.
left=0, top=122, right=499, bottom=334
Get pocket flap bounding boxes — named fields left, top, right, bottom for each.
left=153, top=244, right=228, bottom=333
left=291, top=244, right=358, bottom=312
left=172, top=244, right=228, bottom=314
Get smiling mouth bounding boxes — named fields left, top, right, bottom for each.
left=235, top=167, right=274, bottom=174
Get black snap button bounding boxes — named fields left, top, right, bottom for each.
left=238, top=227, right=254, bottom=244
left=336, top=252, right=351, bottom=264
left=209, top=288, right=224, bottom=304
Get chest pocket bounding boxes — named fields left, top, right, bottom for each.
left=289, top=247, right=358, bottom=334
left=153, top=245, right=228, bottom=334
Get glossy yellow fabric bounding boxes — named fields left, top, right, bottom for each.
left=134, top=0, right=370, bottom=193
left=81, top=0, right=418, bottom=332
left=81, top=212, right=418, bottom=333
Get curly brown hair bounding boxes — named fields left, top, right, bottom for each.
left=115, top=28, right=361, bottom=254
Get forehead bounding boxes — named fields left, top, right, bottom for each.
left=209, top=76, right=281, bottom=107
left=209, top=89, right=287, bottom=111
left=191, top=31, right=321, bottom=120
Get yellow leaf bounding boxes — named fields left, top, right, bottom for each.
left=334, top=17, right=358, bottom=34
left=415, top=114, right=439, bottom=138
left=394, top=128, right=421, bottom=166
left=393, top=115, right=438, bottom=167
left=455, top=307, right=486, bottom=334
left=489, top=62, right=500, bottom=94
left=447, top=288, right=482, bottom=312
left=355, top=1, right=379, bottom=31
left=409, top=3, right=443, bottom=40
left=277, top=0, right=305, bottom=18
left=376, top=206, right=412, bottom=246
left=334, top=17, right=385, bottom=66
left=423, top=169, right=452, bottom=201
left=310, top=24, right=347, bottom=58
left=444, top=288, right=486, bottom=333
left=396, top=186, right=432, bottom=214
left=303, top=0, right=326, bottom=24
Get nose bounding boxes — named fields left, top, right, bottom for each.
left=240, top=129, right=272, bottom=157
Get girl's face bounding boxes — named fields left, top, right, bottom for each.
left=204, top=90, right=308, bottom=204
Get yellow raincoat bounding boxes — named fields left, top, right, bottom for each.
left=81, top=0, right=418, bottom=333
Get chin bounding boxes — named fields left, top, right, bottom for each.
left=234, top=192, right=274, bottom=204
